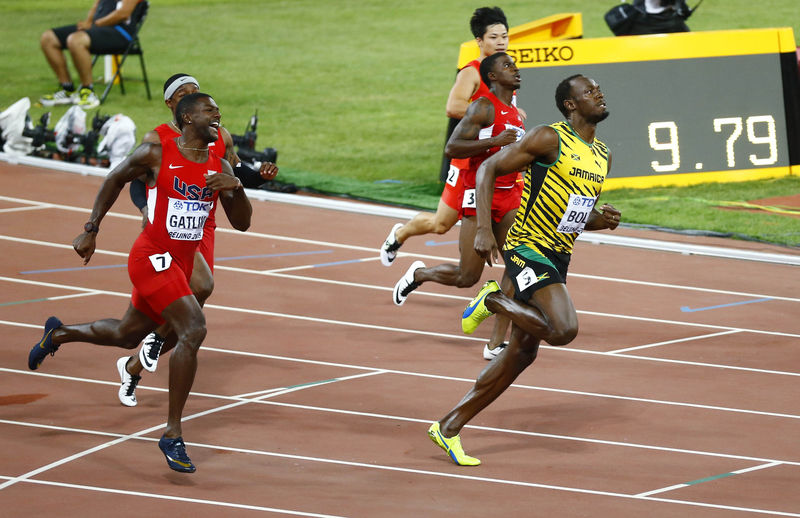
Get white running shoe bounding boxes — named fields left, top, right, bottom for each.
left=392, top=260, right=425, bottom=306
left=380, top=223, right=404, bottom=266
left=74, top=87, right=100, bottom=109
left=138, top=332, right=165, bottom=373
left=40, top=89, right=75, bottom=106
left=483, top=342, right=508, bottom=361
left=117, top=356, right=141, bottom=407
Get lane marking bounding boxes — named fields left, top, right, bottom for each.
left=681, top=297, right=774, bottom=312
left=215, top=250, right=332, bottom=262
left=0, top=205, right=50, bottom=214
left=3, top=223, right=800, bottom=304
left=425, top=240, right=457, bottom=246
left=5, top=273, right=799, bottom=341
left=608, top=330, right=742, bottom=354
left=0, top=370, right=384, bottom=491
left=636, top=461, right=783, bottom=497
left=0, top=477, right=347, bottom=518
left=0, top=433, right=796, bottom=517
left=0, top=292, right=100, bottom=307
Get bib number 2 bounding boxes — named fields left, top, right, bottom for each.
left=148, top=252, right=173, bottom=272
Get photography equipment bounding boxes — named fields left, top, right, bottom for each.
left=230, top=110, right=278, bottom=167
left=22, top=112, right=56, bottom=149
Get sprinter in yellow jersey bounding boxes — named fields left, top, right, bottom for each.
left=426, top=75, right=621, bottom=466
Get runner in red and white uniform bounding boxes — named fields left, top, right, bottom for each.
left=392, top=53, right=524, bottom=359
left=460, top=87, right=525, bottom=223
left=128, top=134, right=220, bottom=323
left=379, top=7, right=519, bottom=267
left=27, top=93, right=253, bottom=474
left=115, top=74, right=278, bottom=408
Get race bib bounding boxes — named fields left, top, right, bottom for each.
left=557, top=194, right=596, bottom=234
left=148, top=252, right=173, bottom=272
left=462, top=188, right=476, bottom=209
left=445, top=164, right=460, bottom=187
left=515, top=266, right=537, bottom=291
left=166, top=197, right=212, bottom=241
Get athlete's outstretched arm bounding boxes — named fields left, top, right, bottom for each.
left=74, top=143, right=161, bottom=264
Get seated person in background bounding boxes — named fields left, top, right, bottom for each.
left=39, top=0, right=141, bottom=109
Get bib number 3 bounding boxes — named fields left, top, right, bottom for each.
left=148, top=252, right=173, bottom=272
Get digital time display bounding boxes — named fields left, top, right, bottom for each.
left=494, top=28, right=800, bottom=188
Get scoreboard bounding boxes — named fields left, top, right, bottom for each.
left=460, top=27, right=800, bottom=188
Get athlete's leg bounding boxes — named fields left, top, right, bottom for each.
left=439, top=323, right=541, bottom=437
left=125, top=252, right=213, bottom=375
left=51, top=303, right=155, bottom=348
left=485, top=208, right=519, bottom=350
left=486, top=282, right=578, bottom=346
left=159, top=294, right=207, bottom=439
left=395, top=198, right=459, bottom=244
left=412, top=215, right=485, bottom=288
left=439, top=283, right=577, bottom=437
left=485, top=273, right=513, bottom=351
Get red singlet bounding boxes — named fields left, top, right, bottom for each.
left=461, top=91, right=525, bottom=222
left=129, top=138, right=222, bottom=323
left=153, top=123, right=226, bottom=271
left=441, top=60, right=494, bottom=213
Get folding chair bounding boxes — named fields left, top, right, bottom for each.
left=91, top=0, right=152, bottom=104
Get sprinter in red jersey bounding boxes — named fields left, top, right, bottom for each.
left=27, top=93, right=253, bottom=474
left=392, top=54, right=525, bottom=353
left=115, top=74, right=277, bottom=409
left=379, top=7, right=518, bottom=267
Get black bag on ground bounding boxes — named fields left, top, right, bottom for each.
left=604, top=3, right=642, bottom=36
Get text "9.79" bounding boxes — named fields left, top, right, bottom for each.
left=648, top=115, right=778, bottom=172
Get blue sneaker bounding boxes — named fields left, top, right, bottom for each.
left=158, top=435, right=196, bottom=473
left=28, top=316, right=62, bottom=370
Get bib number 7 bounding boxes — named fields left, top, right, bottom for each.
left=148, top=252, right=173, bottom=272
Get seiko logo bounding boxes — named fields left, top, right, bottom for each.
left=510, top=254, right=526, bottom=268
left=507, top=46, right=574, bottom=64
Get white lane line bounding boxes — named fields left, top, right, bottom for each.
left=0, top=370, right=384, bottom=491
left=4, top=275, right=799, bottom=344
left=0, top=476, right=346, bottom=518
left=1, top=433, right=797, bottom=517
left=569, top=273, right=800, bottom=304
left=608, top=330, right=743, bottom=354
left=5, top=328, right=800, bottom=425
left=2, top=215, right=800, bottom=303
left=635, top=461, right=784, bottom=497
left=0, top=205, right=50, bottom=214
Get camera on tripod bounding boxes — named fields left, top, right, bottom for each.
left=230, top=111, right=277, bottom=167
left=22, top=110, right=110, bottom=164
left=22, top=113, right=56, bottom=149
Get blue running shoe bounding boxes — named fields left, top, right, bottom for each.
left=158, top=435, right=196, bottom=473
left=28, top=316, right=62, bottom=370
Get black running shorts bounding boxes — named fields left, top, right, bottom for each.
left=51, top=24, right=132, bottom=54
left=502, top=244, right=570, bottom=303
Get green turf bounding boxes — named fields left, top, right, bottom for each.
left=1, top=1, right=798, bottom=245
